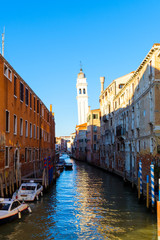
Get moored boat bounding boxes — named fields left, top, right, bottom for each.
left=65, top=163, right=73, bottom=170
left=0, top=198, right=31, bottom=224
left=13, top=181, right=43, bottom=202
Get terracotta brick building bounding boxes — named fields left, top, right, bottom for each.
left=0, top=54, right=55, bottom=189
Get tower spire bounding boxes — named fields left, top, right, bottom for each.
left=80, top=61, right=82, bottom=71
left=2, top=27, right=5, bottom=57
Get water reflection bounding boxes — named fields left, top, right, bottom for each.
left=0, top=155, right=157, bottom=240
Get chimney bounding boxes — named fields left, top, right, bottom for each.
left=100, top=77, right=105, bottom=93
left=50, top=104, right=52, bottom=113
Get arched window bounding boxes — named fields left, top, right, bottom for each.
left=83, top=89, right=85, bottom=94
left=79, top=89, right=81, bottom=94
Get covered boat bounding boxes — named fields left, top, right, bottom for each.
left=14, top=181, right=43, bottom=202
left=0, top=198, right=31, bottom=224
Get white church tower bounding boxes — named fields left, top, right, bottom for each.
left=76, top=68, right=88, bottom=125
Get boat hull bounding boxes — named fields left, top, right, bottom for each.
left=0, top=207, right=28, bottom=225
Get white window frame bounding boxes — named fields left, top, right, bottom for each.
left=34, top=124, right=36, bottom=139
left=8, top=68, right=12, bottom=81
left=4, top=63, right=12, bottom=82
left=20, top=118, right=23, bottom=136
left=25, top=120, right=28, bottom=137
left=13, top=114, right=17, bottom=135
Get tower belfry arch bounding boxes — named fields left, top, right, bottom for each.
left=76, top=68, right=88, bottom=125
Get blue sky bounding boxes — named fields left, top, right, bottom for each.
left=0, top=0, right=160, bottom=136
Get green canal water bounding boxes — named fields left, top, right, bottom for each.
left=0, top=155, right=157, bottom=240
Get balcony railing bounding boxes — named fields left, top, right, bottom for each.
left=102, top=115, right=108, bottom=122
left=116, top=125, right=126, bottom=137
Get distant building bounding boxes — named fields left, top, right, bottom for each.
left=70, top=132, right=76, bottom=155
left=76, top=68, right=88, bottom=125
left=56, top=136, right=70, bottom=152
left=86, top=107, right=101, bottom=166
left=75, top=123, right=87, bottom=161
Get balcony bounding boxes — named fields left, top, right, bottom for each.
left=102, top=114, right=109, bottom=122
left=116, top=125, right=126, bottom=140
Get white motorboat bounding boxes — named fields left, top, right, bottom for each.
left=0, top=198, right=31, bottom=224
left=14, top=181, right=43, bottom=202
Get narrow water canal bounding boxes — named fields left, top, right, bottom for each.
left=0, top=155, right=157, bottom=240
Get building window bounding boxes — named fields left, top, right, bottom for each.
left=30, top=123, right=32, bottom=138
left=25, top=148, right=28, bottom=162
left=150, top=138, right=153, bottom=153
left=25, top=88, right=29, bottom=106
left=83, top=89, right=85, bottom=94
left=34, top=124, right=36, bottom=139
left=150, top=61, right=152, bottom=75
left=14, top=75, right=17, bottom=97
left=33, top=148, right=35, bottom=161
left=36, top=149, right=39, bottom=160
left=115, top=101, right=117, bottom=109
left=42, top=107, right=44, bottom=117
left=40, top=103, right=42, bottom=116
left=20, top=82, right=24, bottom=102
left=132, top=83, right=134, bottom=94
left=93, top=126, right=97, bottom=132
left=137, top=140, right=140, bottom=153
left=4, top=64, right=8, bottom=77
left=94, top=144, right=96, bottom=151
left=6, top=110, right=10, bottom=132
left=37, top=99, right=39, bottom=114
left=5, top=147, right=9, bottom=167
left=8, top=69, right=12, bottom=81
left=119, top=84, right=124, bottom=89
left=28, top=149, right=32, bottom=162
left=25, top=120, right=28, bottom=137
left=108, top=105, right=111, bottom=114
left=4, top=64, right=12, bottom=81
left=34, top=97, right=36, bottom=111
left=93, top=114, right=98, bottom=119
left=79, top=89, right=81, bottom=94
left=94, top=135, right=97, bottom=141
left=37, top=126, right=39, bottom=139
left=30, top=92, right=32, bottom=109
left=20, top=118, right=23, bottom=136
left=13, top=115, right=17, bottom=135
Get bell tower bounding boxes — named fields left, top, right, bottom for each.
left=76, top=68, right=88, bottom=125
